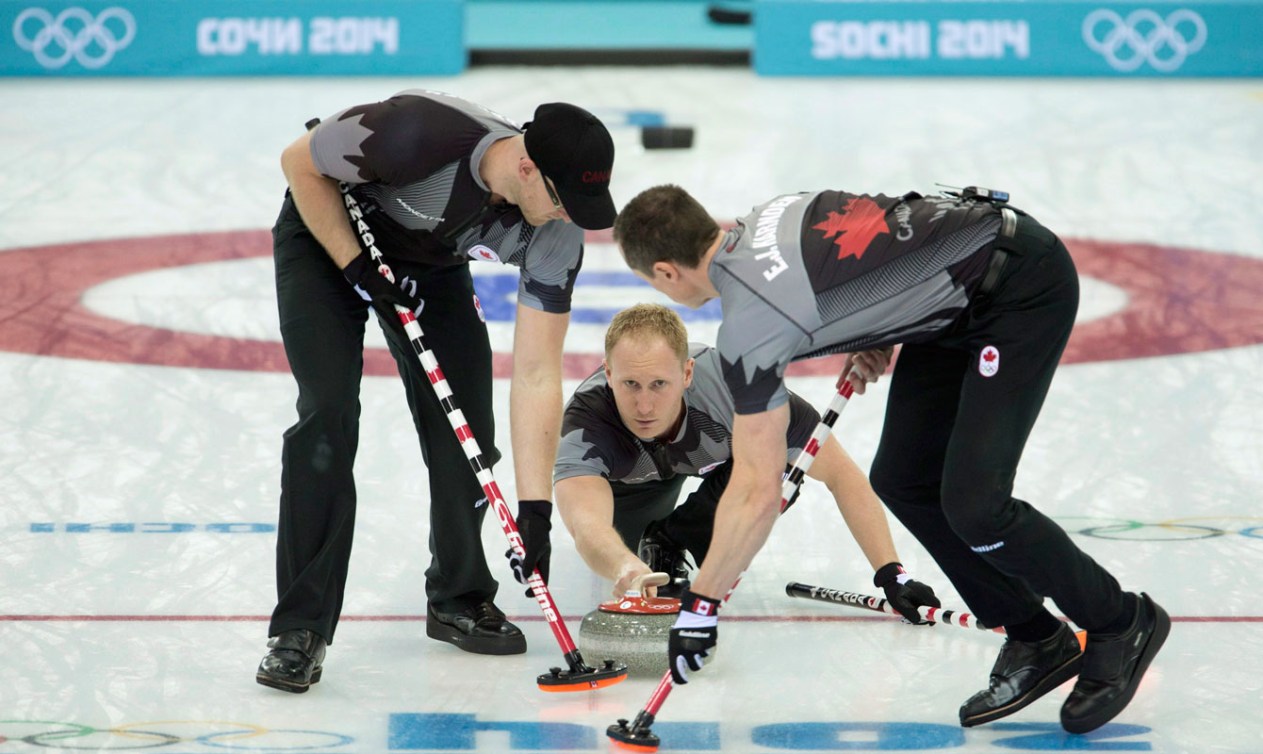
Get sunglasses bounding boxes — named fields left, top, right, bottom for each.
left=541, top=174, right=563, bottom=210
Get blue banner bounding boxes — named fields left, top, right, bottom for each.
left=754, top=0, right=1263, bottom=77
left=3, top=0, right=464, bottom=76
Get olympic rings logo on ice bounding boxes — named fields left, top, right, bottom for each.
left=1060, top=516, right=1263, bottom=541
left=1081, top=8, right=1206, bottom=72
left=12, top=7, right=136, bottom=70
left=0, top=720, right=353, bottom=750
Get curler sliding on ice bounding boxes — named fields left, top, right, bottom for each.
left=608, top=374, right=864, bottom=751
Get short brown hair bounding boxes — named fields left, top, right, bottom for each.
left=613, top=184, right=719, bottom=275
left=604, top=303, right=689, bottom=363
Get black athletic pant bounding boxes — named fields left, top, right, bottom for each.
left=608, top=461, right=736, bottom=565
left=870, top=212, right=1125, bottom=632
left=610, top=459, right=799, bottom=566
left=270, top=195, right=500, bottom=643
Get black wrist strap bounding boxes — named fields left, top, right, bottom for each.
left=342, top=249, right=370, bottom=282
left=518, top=499, right=553, bottom=519
left=874, top=562, right=905, bottom=588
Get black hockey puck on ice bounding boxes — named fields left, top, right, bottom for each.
left=641, top=126, right=695, bottom=150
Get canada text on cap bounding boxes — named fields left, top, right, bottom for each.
left=524, top=103, right=616, bottom=230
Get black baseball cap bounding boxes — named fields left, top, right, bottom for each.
left=523, top=103, right=616, bottom=230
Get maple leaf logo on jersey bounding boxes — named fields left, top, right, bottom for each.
left=812, top=198, right=890, bottom=261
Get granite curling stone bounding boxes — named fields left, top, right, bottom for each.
left=578, top=603, right=720, bottom=676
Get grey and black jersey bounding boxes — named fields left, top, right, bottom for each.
left=309, top=89, right=583, bottom=314
left=554, top=344, right=820, bottom=485
left=711, top=190, right=1003, bottom=413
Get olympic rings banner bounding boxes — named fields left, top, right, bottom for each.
left=754, top=0, right=1263, bottom=77
left=2, top=0, right=464, bottom=76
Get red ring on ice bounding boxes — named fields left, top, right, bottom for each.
left=1, top=230, right=1260, bottom=378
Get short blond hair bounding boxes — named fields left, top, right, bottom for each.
left=604, top=303, right=689, bottom=363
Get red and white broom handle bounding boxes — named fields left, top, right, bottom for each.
left=785, top=582, right=995, bottom=630
left=394, top=306, right=581, bottom=657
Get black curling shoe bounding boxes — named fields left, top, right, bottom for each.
left=636, top=521, right=693, bottom=599
left=256, top=629, right=327, bottom=693
left=960, top=622, right=1083, bottom=727
left=426, top=600, right=526, bottom=655
left=1061, top=593, right=1169, bottom=734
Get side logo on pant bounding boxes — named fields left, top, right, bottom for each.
left=979, top=345, right=1000, bottom=377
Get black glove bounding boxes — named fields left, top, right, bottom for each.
left=668, top=590, right=720, bottom=685
left=506, top=499, right=552, bottom=596
left=342, top=250, right=423, bottom=332
left=874, top=562, right=940, bottom=625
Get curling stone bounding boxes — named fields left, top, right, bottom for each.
left=577, top=573, right=717, bottom=676
left=578, top=595, right=678, bottom=676
left=640, top=125, right=695, bottom=150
